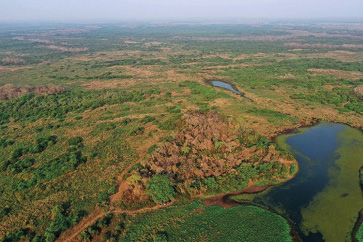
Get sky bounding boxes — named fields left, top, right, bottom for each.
left=0, top=0, right=362, bottom=22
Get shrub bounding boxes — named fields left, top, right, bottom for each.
left=67, top=137, right=83, bottom=146
left=141, top=115, right=156, bottom=123
left=146, top=174, right=175, bottom=204
left=153, top=232, right=168, bottom=242
left=289, top=163, right=298, bottom=175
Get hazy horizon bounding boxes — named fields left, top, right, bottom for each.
left=1, top=0, right=363, bottom=23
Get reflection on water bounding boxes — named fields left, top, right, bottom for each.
left=210, top=80, right=253, bottom=102
left=231, top=122, right=363, bottom=242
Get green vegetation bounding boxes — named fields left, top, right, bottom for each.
left=118, top=201, right=292, bottom=242
left=247, top=107, right=297, bottom=123
left=290, top=87, right=362, bottom=113
left=146, top=174, right=176, bottom=204
left=123, top=111, right=295, bottom=207
left=356, top=221, right=363, bottom=242
left=78, top=214, right=113, bottom=241
left=0, top=22, right=362, bottom=241
left=0, top=89, right=148, bottom=124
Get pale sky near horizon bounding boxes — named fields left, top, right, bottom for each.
left=0, top=0, right=362, bottom=22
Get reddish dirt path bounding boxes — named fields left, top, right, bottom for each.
left=58, top=129, right=164, bottom=242
left=58, top=202, right=174, bottom=242
left=58, top=122, right=297, bottom=242
left=59, top=180, right=288, bottom=241
left=110, top=128, right=163, bottom=203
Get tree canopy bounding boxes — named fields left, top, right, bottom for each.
left=146, top=174, right=175, bottom=204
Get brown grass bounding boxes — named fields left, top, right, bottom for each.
left=82, top=65, right=194, bottom=90
left=354, top=85, right=363, bottom=96
left=304, top=50, right=363, bottom=62
left=308, top=68, right=363, bottom=80
left=0, top=84, right=66, bottom=100
left=0, top=66, right=31, bottom=72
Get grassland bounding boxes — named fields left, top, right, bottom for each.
left=81, top=200, right=292, bottom=242
left=126, top=204, right=292, bottom=242
left=0, top=22, right=362, bottom=241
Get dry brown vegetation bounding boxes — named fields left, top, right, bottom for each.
left=284, top=43, right=363, bottom=50
left=354, top=85, right=363, bottom=96
left=146, top=111, right=287, bottom=177
left=307, top=68, right=363, bottom=80
left=304, top=51, right=363, bottom=62
left=82, top=65, right=194, bottom=90
left=0, top=84, right=66, bottom=100
left=28, top=39, right=54, bottom=44
left=119, top=111, right=295, bottom=205
left=1, top=57, right=26, bottom=64
left=45, top=45, right=89, bottom=53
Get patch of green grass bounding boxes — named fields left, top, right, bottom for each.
left=247, top=107, right=297, bottom=124
left=182, top=81, right=232, bottom=101
left=121, top=203, right=292, bottom=242
left=356, top=221, right=363, bottom=242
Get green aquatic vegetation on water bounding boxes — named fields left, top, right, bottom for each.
left=230, top=123, right=363, bottom=242
left=301, top=126, right=363, bottom=242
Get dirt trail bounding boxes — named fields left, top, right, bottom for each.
left=110, top=128, right=162, bottom=203
left=60, top=180, right=290, bottom=241
left=59, top=202, right=174, bottom=242
left=59, top=128, right=163, bottom=242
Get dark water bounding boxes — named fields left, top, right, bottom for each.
left=263, top=123, right=344, bottom=241
left=210, top=80, right=253, bottom=102
left=231, top=122, right=362, bottom=241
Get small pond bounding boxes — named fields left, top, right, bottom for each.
left=209, top=80, right=253, bottom=102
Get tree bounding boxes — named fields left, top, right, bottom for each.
left=146, top=174, right=175, bottom=204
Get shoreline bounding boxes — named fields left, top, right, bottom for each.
left=352, top=166, right=363, bottom=242
left=202, top=116, right=309, bottom=209
left=204, top=77, right=362, bottom=137
left=202, top=181, right=302, bottom=242
left=200, top=120, right=317, bottom=242
left=203, top=78, right=254, bottom=102
left=203, top=182, right=284, bottom=209
left=270, top=117, right=320, bottom=142
left=352, top=210, right=363, bottom=242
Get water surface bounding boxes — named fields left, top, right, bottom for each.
left=210, top=80, right=253, bottom=102
left=231, top=122, right=363, bottom=241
